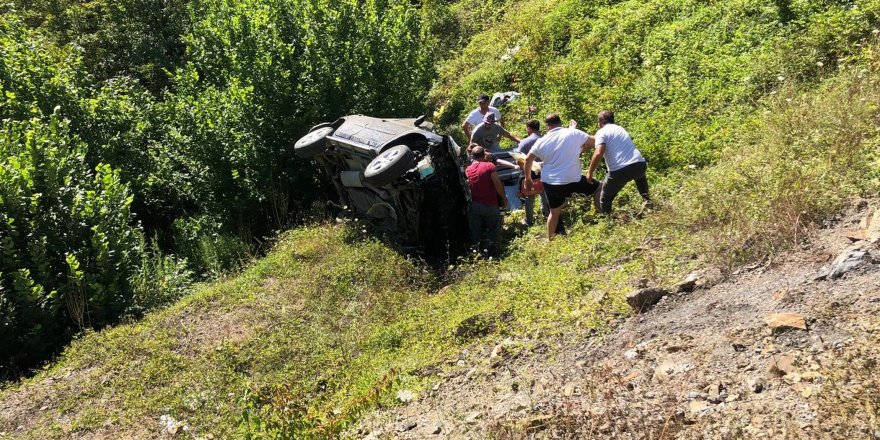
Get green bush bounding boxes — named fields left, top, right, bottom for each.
left=9, top=0, right=190, bottom=93
left=1, top=0, right=445, bottom=373
left=130, top=236, right=194, bottom=313
left=0, top=115, right=141, bottom=376
left=431, top=0, right=880, bottom=171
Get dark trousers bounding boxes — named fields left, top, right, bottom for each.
left=600, top=161, right=649, bottom=214
left=469, top=202, right=502, bottom=254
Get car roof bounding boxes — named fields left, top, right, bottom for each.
left=332, top=115, right=441, bottom=150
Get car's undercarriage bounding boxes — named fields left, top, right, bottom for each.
left=298, top=116, right=472, bottom=261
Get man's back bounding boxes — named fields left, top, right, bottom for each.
left=517, top=132, right=541, bottom=155
left=466, top=161, right=498, bottom=206
left=530, top=127, right=589, bottom=185
left=594, top=123, right=644, bottom=172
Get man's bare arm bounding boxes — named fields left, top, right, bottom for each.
left=504, top=131, right=522, bottom=144
left=587, top=143, right=605, bottom=181
left=491, top=171, right=508, bottom=209
left=494, top=158, right=518, bottom=170
left=524, top=153, right=537, bottom=190
left=581, top=136, right=595, bottom=154
left=462, top=121, right=473, bottom=140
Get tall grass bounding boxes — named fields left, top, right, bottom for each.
left=661, top=61, right=880, bottom=268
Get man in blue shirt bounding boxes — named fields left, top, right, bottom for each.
left=516, top=119, right=549, bottom=226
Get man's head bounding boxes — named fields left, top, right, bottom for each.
left=478, top=94, right=491, bottom=111
left=471, top=145, right=487, bottom=161
left=544, top=113, right=562, bottom=128
left=482, top=112, right=497, bottom=126
left=597, top=110, right=615, bottom=127
left=525, top=119, right=540, bottom=134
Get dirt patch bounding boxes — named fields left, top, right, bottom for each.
left=171, top=307, right=259, bottom=357
left=352, top=203, right=880, bottom=439
left=0, top=367, right=105, bottom=436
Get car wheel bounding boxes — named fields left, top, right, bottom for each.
left=294, top=126, right=334, bottom=158
left=363, top=145, right=415, bottom=186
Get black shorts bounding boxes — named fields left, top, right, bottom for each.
left=543, top=176, right=600, bottom=209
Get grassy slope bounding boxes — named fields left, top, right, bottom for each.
left=2, top=65, right=878, bottom=438
left=433, top=0, right=880, bottom=169
left=3, top=1, right=880, bottom=439
left=0, top=226, right=436, bottom=438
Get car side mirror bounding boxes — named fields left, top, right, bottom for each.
left=414, top=115, right=426, bottom=127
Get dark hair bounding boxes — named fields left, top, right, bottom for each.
left=544, top=113, right=562, bottom=126
left=478, top=94, right=490, bottom=102
left=471, top=145, right=486, bottom=159
left=598, top=110, right=615, bottom=124
left=526, top=119, right=540, bottom=132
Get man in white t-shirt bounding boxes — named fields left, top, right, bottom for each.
left=462, top=94, right=503, bottom=140
left=587, top=110, right=649, bottom=214
left=523, top=113, right=600, bottom=240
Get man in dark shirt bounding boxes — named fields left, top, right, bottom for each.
left=466, top=146, right=508, bottom=255
left=516, top=119, right=549, bottom=226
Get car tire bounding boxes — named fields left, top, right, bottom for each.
left=294, top=126, right=334, bottom=158
left=363, top=145, right=415, bottom=187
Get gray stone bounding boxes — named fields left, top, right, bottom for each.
left=828, top=245, right=872, bottom=279
left=511, top=393, right=530, bottom=412
left=464, top=411, right=482, bottom=424
left=626, top=287, right=670, bottom=311
left=747, top=377, right=766, bottom=394
left=866, top=210, right=880, bottom=243
left=675, top=272, right=701, bottom=293
left=396, top=421, right=417, bottom=432
left=396, top=390, right=416, bottom=403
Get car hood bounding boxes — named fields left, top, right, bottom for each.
left=332, top=115, right=441, bottom=150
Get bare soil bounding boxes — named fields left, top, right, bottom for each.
left=353, top=204, right=880, bottom=439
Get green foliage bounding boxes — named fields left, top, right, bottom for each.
left=1, top=0, right=443, bottom=373
left=2, top=0, right=880, bottom=437
left=0, top=115, right=140, bottom=376
left=11, top=0, right=190, bottom=93
left=130, top=236, right=194, bottom=313
left=0, top=12, right=80, bottom=121
left=2, top=57, right=879, bottom=434
left=670, top=62, right=880, bottom=266
left=432, top=0, right=880, bottom=170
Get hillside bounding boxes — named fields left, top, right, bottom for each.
left=1, top=62, right=879, bottom=437
left=353, top=203, right=880, bottom=438
left=2, top=0, right=880, bottom=438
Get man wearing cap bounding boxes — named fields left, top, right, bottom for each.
left=470, top=113, right=521, bottom=152
left=587, top=110, right=650, bottom=214
left=466, top=145, right=508, bottom=255
left=462, top=94, right=503, bottom=140
left=523, top=113, right=600, bottom=240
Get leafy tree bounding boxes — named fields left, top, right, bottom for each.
left=11, top=0, right=191, bottom=93
left=0, top=115, right=140, bottom=375
left=0, top=0, right=445, bottom=374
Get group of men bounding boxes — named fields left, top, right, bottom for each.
left=464, top=94, right=650, bottom=254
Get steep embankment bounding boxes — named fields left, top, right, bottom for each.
left=0, top=227, right=438, bottom=438
left=2, top=72, right=879, bottom=437
left=353, top=203, right=880, bottom=439
left=3, top=1, right=880, bottom=439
